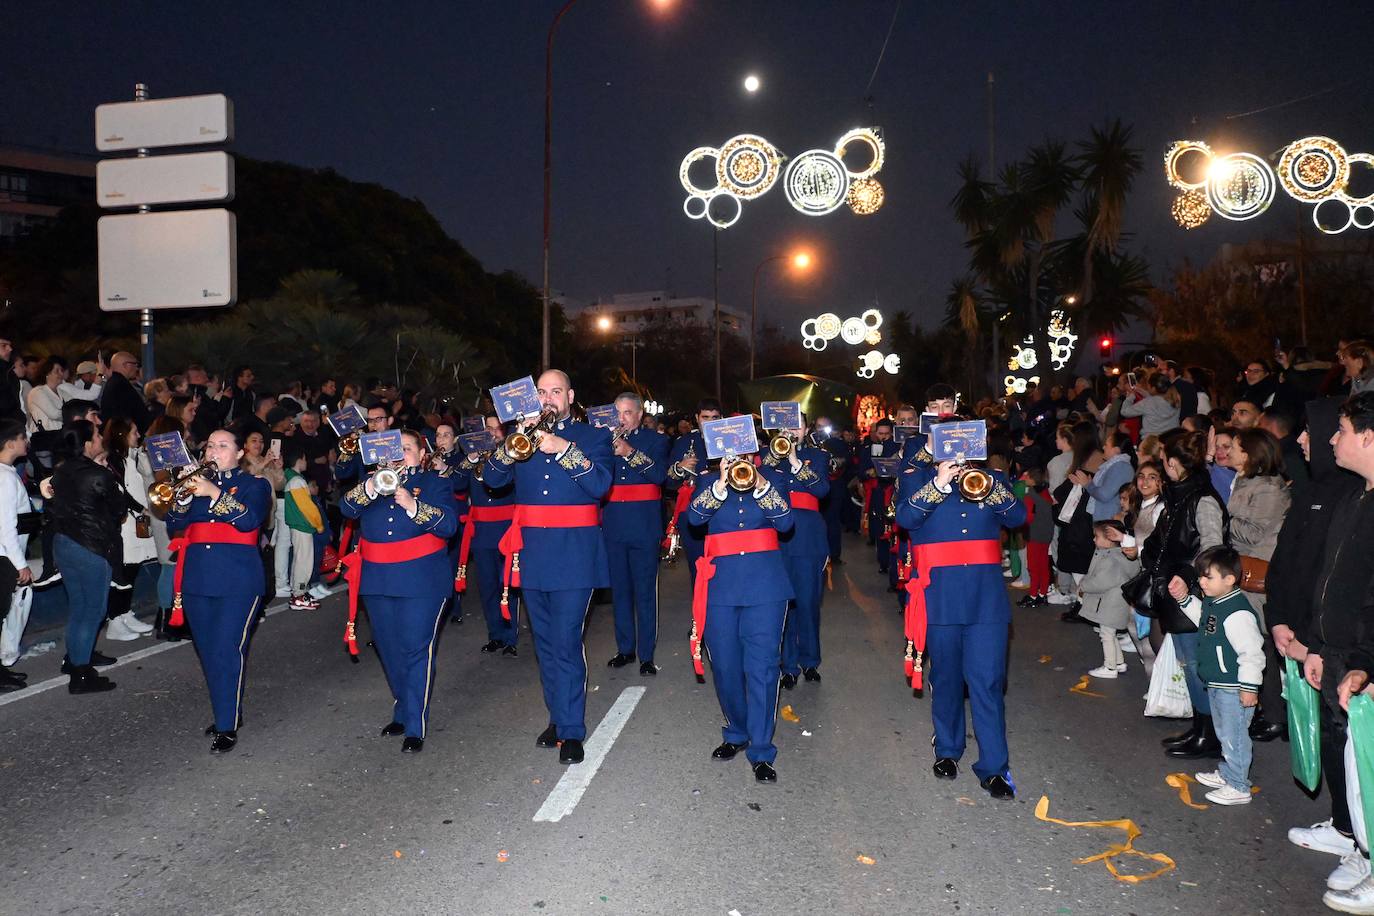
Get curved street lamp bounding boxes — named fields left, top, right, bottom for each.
left=750, top=250, right=812, bottom=380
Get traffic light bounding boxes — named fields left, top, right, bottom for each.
left=1098, top=336, right=1114, bottom=360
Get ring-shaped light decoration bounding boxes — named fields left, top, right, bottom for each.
left=861, top=308, right=882, bottom=329
left=883, top=353, right=901, bottom=375
left=840, top=317, right=867, bottom=346
left=1047, top=310, right=1078, bottom=371
left=703, top=192, right=743, bottom=229
left=1171, top=189, right=1211, bottom=229
left=1278, top=136, right=1349, bottom=202
left=716, top=134, right=784, bottom=199
left=833, top=127, right=885, bottom=180
left=856, top=366, right=876, bottom=379
left=1313, top=197, right=1354, bottom=235
left=1353, top=205, right=1374, bottom=231
left=862, top=350, right=884, bottom=370
left=846, top=177, right=884, bottom=215
left=815, top=312, right=842, bottom=341
left=1164, top=140, right=1213, bottom=191
left=1206, top=152, right=1276, bottom=221
left=679, top=146, right=722, bottom=196
left=1337, top=153, right=1374, bottom=206
left=785, top=150, right=850, bottom=216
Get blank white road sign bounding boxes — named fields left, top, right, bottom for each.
left=98, top=210, right=237, bottom=311
left=97, top=152, right=234, bottom=208
left=95, top=94, right=233, bottom=152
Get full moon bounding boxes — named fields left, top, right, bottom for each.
left=743, top=74, right=760, bottom=93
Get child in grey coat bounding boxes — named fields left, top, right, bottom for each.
left=1078, top=520, right=1140, bottom=679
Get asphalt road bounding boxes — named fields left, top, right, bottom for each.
left=0, top=533, right=1340, bottom=915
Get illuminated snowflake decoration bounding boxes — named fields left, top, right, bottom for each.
left=846, top=177, right=885, bottom=215
left=1172, top=189, right=1211, bottom=229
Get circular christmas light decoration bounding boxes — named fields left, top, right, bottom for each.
left=840, top=317, right=867, bottom=345
left=717, top=134, right=784, bottom=199
left=1353, top=205, right=1374, bottom=231
left=1206, top=153, right=1275, bottom=221
left=846, top=177, right=885, bottom=215
left=883, top=353, right=901, bottom=375
left=703, top=192, right=743, bottom=229
left=815, top=312, right=842, bottom=340
left=864, top=328, right=882, bottom=346
left=1278, top=136, right=1349, bottom=202
left=861, top=308, right=882, bottom=329
left=785, top=150, right=850, bottom=216
left=1171, top=189, right=1211, bottom=229
left=1009, top=337, right=1038, bottom=371
left=1338, top=153, right=1374, bottom=206
left=834, top=127, right=885, bottom=180
left=679, top=146, right=721, bottom=196
left=1047, top=310, right=1078, bottom=371
left=1164, top=140, right=1213, bottom=191
left=682, top=194, right=710, bottom=220
left=1313, top=197, right=1354, bottom=235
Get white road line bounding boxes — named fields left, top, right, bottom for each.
left=533, top=685, right=646, bottom=823
left=0, top=598, right=293, bottom=710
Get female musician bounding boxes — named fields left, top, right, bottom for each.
left=164, top=429, right=273, bottom=752
left=340, top=429, right=458, bottom=753
left=432, top=422, right=468, bottom=624
left=450, top=416, right=517, bottom=654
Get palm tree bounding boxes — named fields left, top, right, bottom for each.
left=944, top=277, right=985, bottom=396
left=1076, top=120, right=1143, bottom=305
left=1021, top=141, right=1080, bottom=325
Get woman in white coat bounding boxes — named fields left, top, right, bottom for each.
left=102, top=417, right=156, bottom=641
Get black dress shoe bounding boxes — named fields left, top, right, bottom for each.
left=1016, top=594, right=1037, bottom=608
left=1161, top=715, right=1201, bottom=748
left=1165, top=715, right=1222, bottom=759
left=449, top=615, right=464, bottom=625
left=559, top=739, right=584, bottom=764
left=780, top=673, right=797, bottom=690
left=802, top=667, right=821, bottom=682
left=752, top=761, right=777, bottom=783
left=205, top=715, right=244, bottom=735
left=381, top=721, right=405, bottom=737
left=607, top=653, right=636, bottom=668
left=639, top=661, right=657, bottom=676
left=61, top=651, right=118, bottom=674
left=210, top=730, right=237, bottom=753
left=980, top=774, right=1015, bottom=799
left=712, top=741, right=746, bottom=760
left=501, top=644, right=518, bottom=657
left=933, top=757, right=959, bottom=780
left=536, top=724, right=559, bottom=748
left=1, top=665, right=27, bottom=682
left=401, top=737, right=423, bottom=753
left=1249, top=712, right=1285, bottom=743
left=67, top=666, right=115, bottom=694
left=0, top=668, right=26, bottom=691
left=480, top=639, right=503, bottom=653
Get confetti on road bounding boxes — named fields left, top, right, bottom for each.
left=497, top=849, right=509, bottom=863
left=1164, top=773, right=1209, bottom=810
left=1039, top=655, right=1052, bottom=664
left=956, top=796, right=976, bottom=806
left=1034, top=796, right=1175, bottom=884
left=393, top=850, right=403, bottom=859
left=1069, top=675, right=1105, bottom=698
left=856, top=854, right=876, bottom=865
left=780, top=705, right=800, bottom=723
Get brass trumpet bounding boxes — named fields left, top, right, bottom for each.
left=505, top=409, right=557, bottom=462
left=148, top=461, right=216, bottom=512
left=768, top=432, right=795, bottom=460
left=725, top=456, right=758, bottom=492
left=337, top=431, right=361, bottom=461
left=955, top=463, right=993, bottom=502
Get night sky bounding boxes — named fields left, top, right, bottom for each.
left=8, top=1, right=1374, bottom=334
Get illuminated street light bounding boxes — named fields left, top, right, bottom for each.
left=751, top=249, right=814, bottom=380
left=596, top=315, right=612, bottom=331
left=743, top=74, right=760, bottom=93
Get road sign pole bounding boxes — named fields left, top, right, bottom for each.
left=134, top=82, right=155, bottom=379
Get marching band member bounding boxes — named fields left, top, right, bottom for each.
left=164, top=429, right=273, bottom=752
left=339, top=429, right=458, bottom=753
left=896, top=453, right=1026, bottom=799
left=813, top=415, right=852, bottom=566
left=432, top=422, right=469, bottom=624
left=858, top=419, right=900, bottom=578
left=604, top=393, right=670, bottom=676
left=890, top=388, right=954, bottom=606
left=689, top=453, right=794, bottom=782
left=451, top=416, right=518, bottom=655
left=332, top=403, right=394, bottom=588
left=761, top=418, right=830, bottom=689
left=481, top=370, right=613, bottom=766
left=665, top=399, right=722, bottom=587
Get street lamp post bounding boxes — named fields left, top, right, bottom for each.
left=542, top=0, right=580, bottom=374
left=749, top=251, right=811, bottom=381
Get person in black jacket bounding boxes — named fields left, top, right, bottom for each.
left=42, top=421, right=129, bottom=693
left=99, top=352, right=151, bottom=434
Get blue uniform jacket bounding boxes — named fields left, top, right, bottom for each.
left=165, top=467, right=273, bottom=597
left=480, top=417, right=613, bottom=590
left=820, top=436, right=854, bottom=482
left=894, top=466, right=1027, bottom=625
left=449, top=460, right=515, bottom=549
left=761, top=446, right=831, bottom=559
left=894, top=433, right=936, bottom=503
left=604, top=426, right=670, bottom=546
left=668, top=431, right=708, bottom=543
left=334, top=452, right=367, bottom=485
left=339, top=467, right=459, bottom=598
left=687, top=474, right=795, bottom=605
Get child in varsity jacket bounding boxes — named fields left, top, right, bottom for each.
left=1168, top=545, right=1265, bottom=806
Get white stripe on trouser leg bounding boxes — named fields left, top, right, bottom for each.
left=533, top=685, right=646, bottom=823
left=418, top=598, right=444, bottom=739
left=231, top=596, right=260, bottom=728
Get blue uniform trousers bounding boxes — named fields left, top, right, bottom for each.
left=524, top=588, right=593, bottom=741
left=183, top=593, right=263, bottom=733
left=822, top=492, right=844, bottom=561
left=445, top=540, right=464, bottom=620
left=927, top=621, right=1011, bottom=781
left=607, top=541, right=659, bottom=661
left=472, top=545, right=518, bottom=647
left=365, top=595, right=446, bottom=739
left=781, top=555, right=826, bottom=675
left=705, top=600, right=787, bottom=764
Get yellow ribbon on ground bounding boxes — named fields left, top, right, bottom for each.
left=1034, top=796, right=1176, bottom=884
left=1164, top=772, right=1210, bottom=810
left=1069, top=675, right=1105, bottom=698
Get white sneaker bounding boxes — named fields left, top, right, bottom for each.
left=1088, top=666, right=1119, bottom=679
left=116, top=611, right=154, bottom=634
left=1331, top=852, right=1374, bottom=892
left=104, top=615, right=141, bottom=641
left=1045, top=588, right=1074, bottom=606
left=1194, top=770, right=1226, bottom=789
left=1118, top=633, right=1138, bottom=653
left=308, top=584, right=332, bottom=599
left=1116, top=662, right=1129, bottom=673
left=1325, top=874, right=1374, bottom=913
left=1291, top=819, right=1359, bottom=856
left=1204, top=785, right=1252, bottom=806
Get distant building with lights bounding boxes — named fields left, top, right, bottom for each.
left=0, top=144, right=96, bottom=246
left=561, top=290, right=746, bottom=337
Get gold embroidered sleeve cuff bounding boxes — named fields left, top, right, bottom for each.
left=345, top=481, right=372, bottom=507
left=984, top=482, right=1015, bottom=507
left=210, top=491, right=248, bottom=517
left=911, top=480, right=948, bottom=508
left=559, top=443, right=592, bottom=476
left=493, top=446, right=516, bottom=466
left=757, top=486, right=790, bottom=514
left=625, top=449, right=653, bottom=471
left=691, top=486, right=725, bottom=513
left=794, top=462, right=819, bottom=483
left=409, top=500, right=442, bottom=526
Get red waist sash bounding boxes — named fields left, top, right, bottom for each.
left=454, top=504, right=517, bottom=593
left=167, top=523, right=260, bottom=627
left=902, top=539, right=1001, bottom=689
left=496, top=504, right=602, bottom=619
left=608, top=483, right=662, bottom=502
left=689, top=528, right=780, bottom=676
left=790, top=492, right=820, bottom=512
left=340, top=533, right=447, bottom=656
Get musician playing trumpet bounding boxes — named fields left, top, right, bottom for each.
left=449, top=416, right=518, bottom=655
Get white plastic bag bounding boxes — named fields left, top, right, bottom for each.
left=1347, top=734, right=1368, bottom=853
left=1144, top=635, right=1193, bottom=719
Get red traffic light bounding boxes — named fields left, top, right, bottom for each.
left=1099, top=337, right=1112, bottom=349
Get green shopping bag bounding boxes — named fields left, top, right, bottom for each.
left=1347, top=694, right=1374, bottom=848
left=1286, top=655, right=1322, bottom=792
